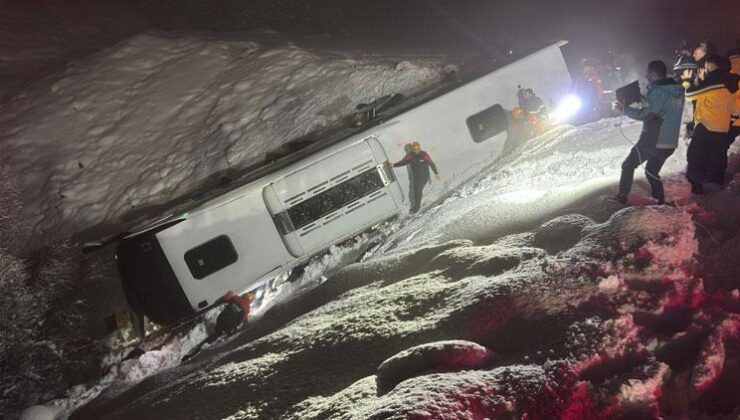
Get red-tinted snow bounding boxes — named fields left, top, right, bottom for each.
left=67, top=180, right=740, bottom=419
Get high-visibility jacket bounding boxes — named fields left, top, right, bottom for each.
left=729, top=47, right=740, bottom=128
left=221, top=291, right=255, bottom=323
left=685, top=70, right=739, bottom=133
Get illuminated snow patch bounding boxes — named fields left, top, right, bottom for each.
left=496, top=188, right=546, bottom=204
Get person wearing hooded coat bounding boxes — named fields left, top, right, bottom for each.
left=615, top=60, right=685, bottom=205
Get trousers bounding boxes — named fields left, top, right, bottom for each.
left=619, top=146, right=675, bottom=203
left=687, top=124, right=729, bottom=189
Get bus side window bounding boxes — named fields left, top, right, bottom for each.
left=280, top=167, right=385, bottom=233
left=466, top=104, right=508, bottom=143
left=184, top=235, right=238, bottom=279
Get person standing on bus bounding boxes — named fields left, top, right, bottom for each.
left=393, top=141, right=441, bottom=213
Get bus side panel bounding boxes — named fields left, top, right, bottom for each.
left=375, top=44, right=571, bottom=211
left=263, top=138, right=403, bottom=256
left=116, top=233, right=195, bottom=325
left=156, top=188, right=294, bottom=310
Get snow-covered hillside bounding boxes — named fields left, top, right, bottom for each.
left=0, top=32, right=450, bottom=239
left=57, top=117, right=740, bottom=419
left=4, top=26, right=738, bottom=420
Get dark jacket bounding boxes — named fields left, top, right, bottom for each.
left=393, top=150, right=439, bottom=183
left=686, top=70, right=740, bottom=133
left=623, top=78, right=685, bottom=149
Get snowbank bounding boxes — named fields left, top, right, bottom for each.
left=1, top=32, right=448, bottom=239
left=60, top=108, right=740, bottom=419
left=72, top=194, right=740, bottom=419
left=376, top=340, right=494, bottom=395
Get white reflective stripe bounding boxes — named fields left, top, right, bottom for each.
left=685, top=84, right=726, bottom=98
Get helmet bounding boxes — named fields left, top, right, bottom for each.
left=411, top=141, right=421, bottom=150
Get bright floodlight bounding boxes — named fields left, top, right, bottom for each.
left=550, top=94, right=583, bottom=124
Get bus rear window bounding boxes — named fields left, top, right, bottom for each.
left=184, top=235, right=238, bottom=279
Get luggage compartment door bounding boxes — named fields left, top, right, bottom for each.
left=263, top=137, right=403, bottom=257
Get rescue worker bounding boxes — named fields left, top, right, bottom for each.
left=520, top=88, right=549, bottom=133
left=393, top=141, right=440, bottom=213
left=685, top=55, right=740, bottom=192
left=573, top=59, right=604, bottom=124
left=615, top=60, right=684, bottom=205
left=729, top=40, right=740, bottom=142
left=692, top=45, right=709, bottom=72
left=182, top=291, right=255, bottom=362
left=210, top=291, right=254, bottom=342
left=682, top=44, right=713, bottom=141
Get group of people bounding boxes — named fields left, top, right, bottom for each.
left=572, top=55, right=630, bottom=124
left=388, top=39, right=740, bottom=214
left=616, top=39, right=740, bottom=204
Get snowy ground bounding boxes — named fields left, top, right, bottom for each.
left=39, top=114, right=740, bottom=419
left=0, top=31, right=453, bottom=241
left=5, top=27, right=738, bottom=420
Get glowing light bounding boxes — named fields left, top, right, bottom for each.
left=550, top=94, right=583, bottom=124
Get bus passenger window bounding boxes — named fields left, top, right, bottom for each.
left=184, top=235, right=238, bottom=279
left=466, top=104, right=508, bottom=143
left=281, top=167, right=385, bottom=233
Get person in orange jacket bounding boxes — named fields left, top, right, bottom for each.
left=211, top=291, right=255, bottom=340
left=181, top=291, right=255, bottom=362
left=393, top=141, right=441, bottom=213
left=728, top=40, right=740, bottom=141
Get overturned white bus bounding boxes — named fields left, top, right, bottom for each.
left=116, top=42, right=572, bottom=325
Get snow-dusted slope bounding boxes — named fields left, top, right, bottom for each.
left=366, top=117, right=690, bottom=252
left=0, top=32, right=449, bottom=238
left=62, top=117, right=740, bottom=419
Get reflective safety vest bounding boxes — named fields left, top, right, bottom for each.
left=685, top=71, right=737, bottom=133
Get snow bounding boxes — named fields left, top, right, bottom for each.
left=376, top=340, right=494, bottom=395
left=618, top=361, right=670, bottom=412
left=50, top=105, right=739, bottom=418
left=248, top=232, right=378, bottom=320
left=690, top=314, right=740, bottom=393
left=48, top=314, right=213, bottom=415
left=4, top=30, right=739, bottom=418
left=68, top=139, right=739, bottom=420
left=0, top=32, right=449, bottom=238
left=18, top=404, right=65, bottom=420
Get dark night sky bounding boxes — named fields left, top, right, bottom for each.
left=339, top=0, right=740, bottom=63
left=1, top=0, right=738, bottom=99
